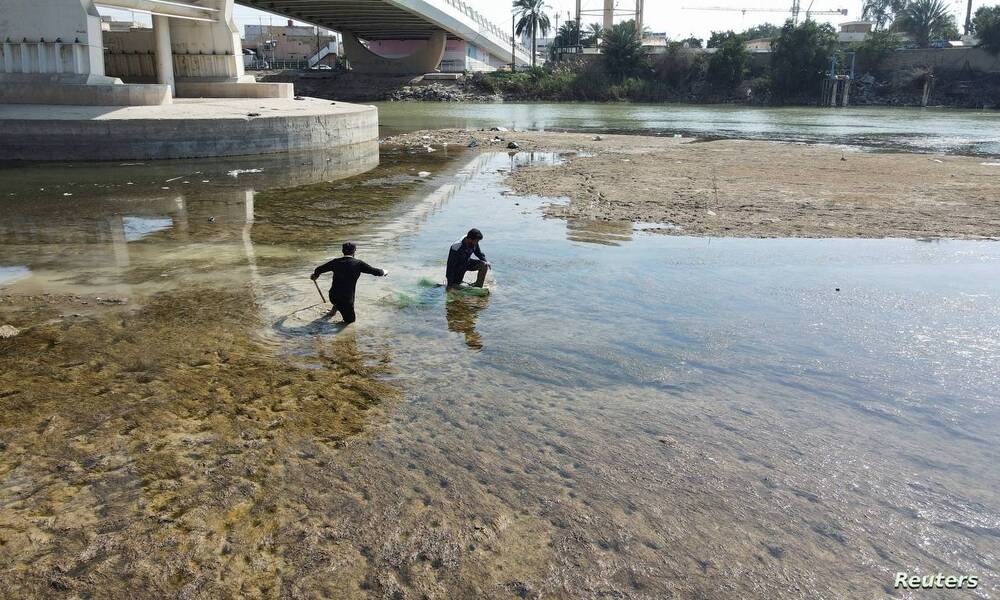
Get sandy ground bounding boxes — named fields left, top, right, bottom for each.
left=384, top=129, right=1000, bottom=240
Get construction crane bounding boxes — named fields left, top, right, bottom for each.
left=682, top=1, right=847, bottom=24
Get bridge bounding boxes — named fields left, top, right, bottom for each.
left=239, top=0, right=531, bottom=73
left=0, top=0, right=530, bottom=106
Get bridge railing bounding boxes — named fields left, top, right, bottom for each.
left=441, top=0, right=530, bottom=59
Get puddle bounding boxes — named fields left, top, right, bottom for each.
left=1, top=149, right=998, bottom=598
left=0, top=266, right=30, bottom=285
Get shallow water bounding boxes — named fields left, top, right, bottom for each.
left=376, top=101, right=1000, bottom=156
left=1, top=147, right=998, bottom=598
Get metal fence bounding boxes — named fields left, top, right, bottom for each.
left=245, top=59, right=309, bottom=71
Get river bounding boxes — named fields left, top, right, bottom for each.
left=375, top=101, right=1000, bottom=156
left=0, top=116, right=998, bottom=598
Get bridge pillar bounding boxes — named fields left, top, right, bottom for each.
left=0, top=0, right=292, bottom=105
left=342, top=30, right=447, bottom=74
left=153, top=15, right=175, bottom=91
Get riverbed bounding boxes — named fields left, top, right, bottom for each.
left=1, top=139, right=998, bottom=598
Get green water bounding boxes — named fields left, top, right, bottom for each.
left=376, top=101, right=1000, bottom=156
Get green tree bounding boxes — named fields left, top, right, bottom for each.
left=708, top=33, right=750, bottom=84
left=601, top=20, right=648, bottom=82
left=654, top=44, right=706, bottom=86
left=679, top=36, right=704, bottom=48
left=770, top=20, right=838, bottom=98
left=742, top=23, right=783, bottom=39
left=862, top=0, right=907, bottom=30
left=513, top=0, right=552, bottom=68
left=893, top=0, right=959, bottom=47
left=585, top=23, right=604, bottom=47
left=707, top=30, right=739, bottom=48
left=973, top=4, right=1000, bottom=54
left=855, top=29, right=902, bottom=69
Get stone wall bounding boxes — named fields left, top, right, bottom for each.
left=878, top=47, right=1000, bottom=74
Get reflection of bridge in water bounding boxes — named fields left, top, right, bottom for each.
left=0, top=142, right=378, bottom=299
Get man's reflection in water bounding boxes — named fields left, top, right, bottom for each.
left=446, top=293, right=490, bottom=350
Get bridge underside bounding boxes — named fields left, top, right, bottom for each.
left=238, top=0, right=442, bottom=40
left=237, top=0, right=526, bottom=73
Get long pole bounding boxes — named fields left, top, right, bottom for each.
left=512, top=14, right=516, bottom=71
left=312, top=279, right=326, bottom=303
left=576, top=0, right=582, bottom=49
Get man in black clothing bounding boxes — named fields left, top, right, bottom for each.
left=446, top=228, right=490, bottom=290
left=311, top=242, right=387, bottom=324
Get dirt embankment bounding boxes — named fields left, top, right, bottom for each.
left=385, top=129, right=1000, bottom=240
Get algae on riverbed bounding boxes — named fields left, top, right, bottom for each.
left=0, top=287, right=398, bottom=597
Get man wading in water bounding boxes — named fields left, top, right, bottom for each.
left=310, top=242, right=387, bottom=324
left=446, top=228, right=491, bottom=290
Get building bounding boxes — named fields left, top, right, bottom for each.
left=244, top=21, right=339, bottom=67
left=746, top=38, right=773, bottom=52
left=838, top=21, right=873, bottom=43
left=642, top=32, right=669, bottom=47
left=100, top=16, right=144, bottom=32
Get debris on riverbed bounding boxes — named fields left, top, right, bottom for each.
left=0, top=324, right=19, bottom=338
left=227, top=168, right=263, bottom=178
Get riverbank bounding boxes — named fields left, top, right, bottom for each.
left=384, top=129, right=1000, bottom=240
left=257, top=70, right=1000, bottom=108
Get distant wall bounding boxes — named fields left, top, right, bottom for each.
left=744, top=47, right=1000, bottom=75
left=880, top=47, right=1000, bottom=74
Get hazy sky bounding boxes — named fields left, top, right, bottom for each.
left=104, top=0, right=988, bottom=41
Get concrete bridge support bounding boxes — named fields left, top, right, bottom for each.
left=0, top=0, right=291, bottom=105
left=341, top=30, right=448, bottom=74
left=153, top=15, right=174, bottom=89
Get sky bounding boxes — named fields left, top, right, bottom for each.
left=102, top=0, right=991, bottom=41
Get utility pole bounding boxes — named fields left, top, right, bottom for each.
left=603, top=0, right=613, bottom=30
left=576, top=0, right=582, bottom=49
left=511, top=13, right=516, bottom=71
left=554, top=12, right=560, bottom=60
left=964, top=0, right=974, bottom=35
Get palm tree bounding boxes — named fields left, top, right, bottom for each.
left=602, top=20, right=647, bottom=82
left=550, top=20, right=581, bottom=60
left=585, top=23, right=604, bottom=47
left=893, top=0, right=959, bottom=46
left=513, top=0, right=552, bottom=68
left=862, top=0, right=907, bottom=30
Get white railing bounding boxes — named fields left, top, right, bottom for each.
left=441, top=0, right=530, bottom=58
left=1, top=39, right=93, bottom=75
left=307, top=41, right=338, bottom=67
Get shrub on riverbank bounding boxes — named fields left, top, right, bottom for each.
left=464, top=18, right=1000, bottom=107
left=974, top=5, right=1000, bottom=55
